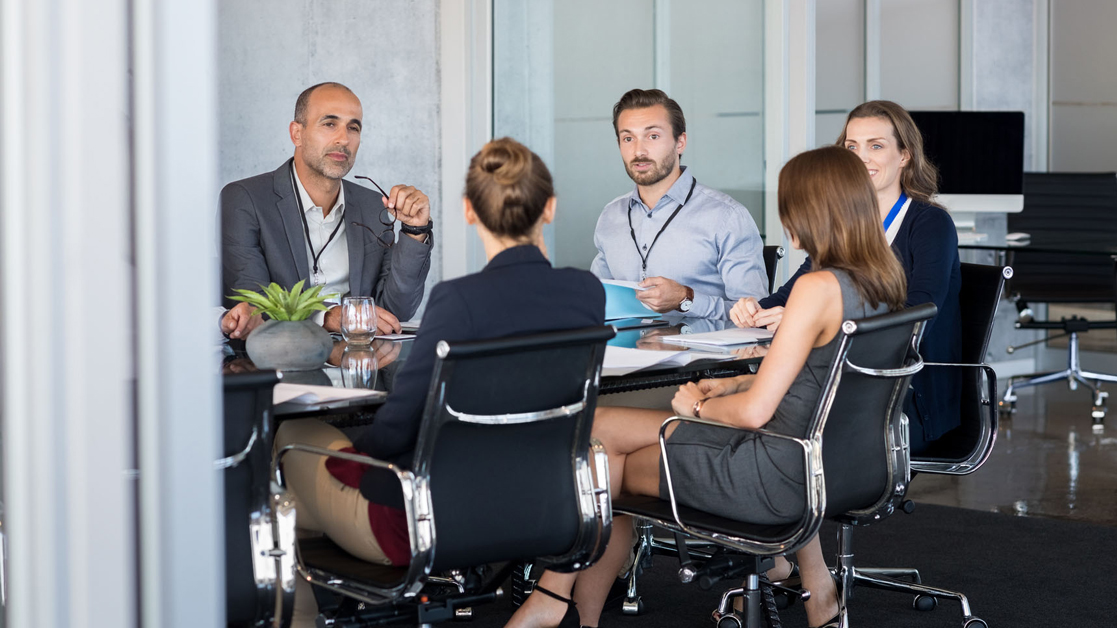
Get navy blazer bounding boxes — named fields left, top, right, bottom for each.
left=759, top=200, right=962, bottom=446
left=355, top=244, right=606, bottom=505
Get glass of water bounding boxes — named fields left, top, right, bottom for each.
left=341, top=296, right=377, bottom=346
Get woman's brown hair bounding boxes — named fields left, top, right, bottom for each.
left=779, top=146, right=907, bottom=311
left=465, top=137, right=554, bottom=239
left=836, top=100, right=940, bottom=206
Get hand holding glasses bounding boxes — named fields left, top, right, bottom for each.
left=353, top=175, right=397, bottom=249
left=353, top=175, right=432, bottom=248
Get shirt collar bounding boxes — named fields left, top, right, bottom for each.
left=628, top=165, right=693, bottom=212
left=292, top=163, right=346, bottom=219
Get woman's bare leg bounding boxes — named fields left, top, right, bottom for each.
left=505, top=407, right=671, bottom=628
left=795, top=535, right=839, bottom=627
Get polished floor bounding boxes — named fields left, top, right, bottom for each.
left=907, top=378, right=1117, bottom=526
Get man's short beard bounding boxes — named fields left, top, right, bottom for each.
left=625, top=151, right=677, bottom=186
left=306, top=153, right=354, bottom=180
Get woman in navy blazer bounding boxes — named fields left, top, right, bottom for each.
left=733, top=100, right=962, bottom=453
left=275, top=138, right=604, bottom=626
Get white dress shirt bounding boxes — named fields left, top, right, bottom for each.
left=292, top=167, right=349, bottom=323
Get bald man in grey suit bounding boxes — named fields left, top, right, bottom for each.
left=221, top=82, right=432, bottom=336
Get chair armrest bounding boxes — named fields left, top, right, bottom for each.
left=920, top=361, right=989, bottom=369
left=655, top=416, right=821, bottom=555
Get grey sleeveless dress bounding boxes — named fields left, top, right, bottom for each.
left=660, top=268, right=887, bottom=524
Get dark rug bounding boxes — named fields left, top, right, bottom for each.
left=463, top=503, right=1117, bottom=627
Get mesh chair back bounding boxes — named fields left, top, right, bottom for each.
left=222, top=370, right=281, bottom=626
left=762, top=245, right=784, bottom=295
left=819, top=304, right=935, bottom=517
left=412, top=326, right=614, bottom=571
left=1007, top=172, right=1117, bottom=303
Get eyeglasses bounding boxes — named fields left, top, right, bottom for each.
left=353, top=175, right=396, bottom=248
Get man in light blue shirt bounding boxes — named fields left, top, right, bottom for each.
left=590, top=89, right=767, bottom=319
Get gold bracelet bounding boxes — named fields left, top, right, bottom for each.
left=693, top=398, right=705, bottom=418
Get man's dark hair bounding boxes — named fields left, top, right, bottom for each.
left=293, top=82, right=355, bottom=125
left=612, top=88, right=686, bottom=140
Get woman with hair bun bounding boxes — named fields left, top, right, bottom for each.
left=276, top=137, right=605, bottom=627
left=733, top=100, right=962, bottom=454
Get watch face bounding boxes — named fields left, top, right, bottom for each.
left=679, top=298, right=692, bottom=312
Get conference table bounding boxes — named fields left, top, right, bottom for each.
left=222, top=318, right=770, bottom=420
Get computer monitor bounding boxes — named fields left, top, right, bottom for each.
left=908, top=110, right=1025, bottom=214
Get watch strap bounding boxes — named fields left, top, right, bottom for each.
left=399, top=219, right=434, bottom=235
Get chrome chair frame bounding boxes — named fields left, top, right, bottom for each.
left=267, top=326, right=615, bottom=625
left=614, top=303, right=936, bottom=628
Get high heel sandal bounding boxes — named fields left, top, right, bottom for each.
left=531, top=585, right=595, bottom=628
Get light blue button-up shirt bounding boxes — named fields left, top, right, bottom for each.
left=590, top=167, right=768, bottom=319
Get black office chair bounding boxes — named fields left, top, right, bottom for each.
left=613, top=303, right=937, bottom=628
left=220, top=370, right=293, bottom=628
left=1000, top=172, right=1117, bottom=426
left=270, top=326, right=616, bottom=626
left=762, top=245, right=785, bottom=295
left=829, top=264, right=1009, bottom=628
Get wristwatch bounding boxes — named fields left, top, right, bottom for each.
left=677, top=286, right=695, bottom=313
left=399, top=219, right=434, bottom=236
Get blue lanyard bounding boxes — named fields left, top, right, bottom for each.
left=882, top=191, right=908, bottom=232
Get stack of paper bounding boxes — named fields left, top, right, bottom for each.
left=602, top=346, right=736, bottom=377
left=273, top=383, right=387, bottom=405
left=661, top=327, right=774, bottom=348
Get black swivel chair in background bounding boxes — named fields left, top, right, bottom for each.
left=271, top=326, right=616, bottom=627
left=762, top=245, right=785, bottom=295
left=1000, top=172, right=1117, bottom=426
left=613, top=303, right=938, bottom=628
left=827, top=263, right=1009, bottom=628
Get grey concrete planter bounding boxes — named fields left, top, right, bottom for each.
left=246, top=319, right=333, bottom=371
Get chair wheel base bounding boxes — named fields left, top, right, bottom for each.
left=913, top=594, right=938, bottom=611
left=622, top=596, right=644, bottom=615
left=964, top=617, right=988, bottom=628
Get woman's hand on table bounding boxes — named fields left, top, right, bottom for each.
left=696, top=377, right=739, bottom=398
left=672, top=382, right=706, bottom=418
left=730, top=297, right=785, bottom=332
left=751, top=306, right=785, bottom=332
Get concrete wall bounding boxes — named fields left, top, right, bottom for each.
left=1050, top=0, right=1117, bottom=172
left=218, top=0, right=443, bottom=290
left=880, top=0, right=959, bottom=110
left=815, top=0, right=864, bottom=145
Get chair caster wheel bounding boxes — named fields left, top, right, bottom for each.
left=774, top=591, right=791, bottom=610
left=913, top=594, right=938, bottom=611
left=998, top=399, right=1016, bottom=415
left=716, top=613, right=743, bottom=628
left=621, top=596, right=644, bottom=615
left=963, top=617, right=988, bottom=628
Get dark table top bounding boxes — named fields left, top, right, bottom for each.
left=223, top=319, right=769, bottom=417
left=958, top=232, right=1117, bottom=256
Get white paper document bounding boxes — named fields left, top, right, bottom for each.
left=602, top=346, right=736, bottom=377
left=273, top=383, right=386, bottom=406
left=660, top=327, right=774, bottom=348
left=374, top=333, right=415, bottom=341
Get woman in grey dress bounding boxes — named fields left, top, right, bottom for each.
left=507, top=146, right=908, bottom=628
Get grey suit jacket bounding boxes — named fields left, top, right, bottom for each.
left=221, top=159, right=431, bottom=320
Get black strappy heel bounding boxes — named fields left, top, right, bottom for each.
left=531, top=585, right=594, bottom=628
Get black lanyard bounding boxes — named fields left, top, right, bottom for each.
left=289, top=162, right=345, bottom=284
left=627, top=177, right=698, bottom=280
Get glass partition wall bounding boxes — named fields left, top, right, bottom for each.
left=493, top=0, right=766, bottom=271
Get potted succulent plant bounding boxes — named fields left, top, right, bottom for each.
left=229, top=280, right=336, bottom=371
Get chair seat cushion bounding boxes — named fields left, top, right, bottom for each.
left=300, top=536, right=409, bottom=588
left=613, top=494, right=802, bottom=544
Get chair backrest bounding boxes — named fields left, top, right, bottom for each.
left=222, top=370, right=282, bottom=626
left=762, top=245, right=785, bottom=295
left=914, top=264, right=1010, bottom=467
left=1006, top=172, right=1117, bottom=303
left=816, top=303, right=937, bottom=520
left=411, top=326, right=614, bottom=572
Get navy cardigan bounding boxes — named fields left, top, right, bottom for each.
left=355, top=244, right=606, bottom=505
left=759, top=200, right=962, bottom=447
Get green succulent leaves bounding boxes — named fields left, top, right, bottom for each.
left=228, top=280, right=337, bottom=322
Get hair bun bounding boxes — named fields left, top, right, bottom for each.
left=479, top=139, right=531, bottom=186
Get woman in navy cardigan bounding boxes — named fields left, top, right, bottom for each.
left=733, top=100, right=961, bottom=453
left=275, top=138, right=605, bottom=627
